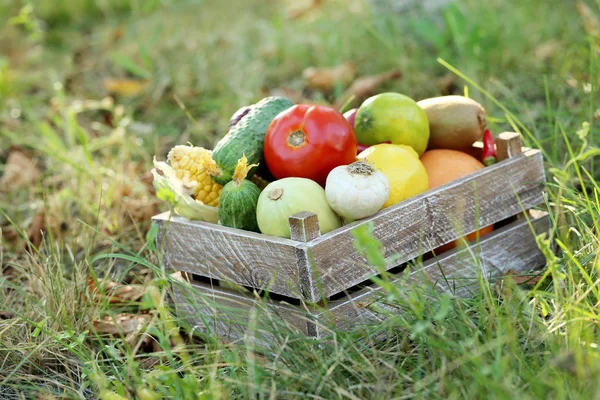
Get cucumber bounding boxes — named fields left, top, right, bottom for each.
left=211, top=96, right=293, bottom=185
left=217, top=155, right=261, bottom=232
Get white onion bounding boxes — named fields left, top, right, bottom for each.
left=325, top=161, right=390, bottom=222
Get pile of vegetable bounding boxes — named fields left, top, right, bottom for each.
left=153, top=91, right=497, bottom=240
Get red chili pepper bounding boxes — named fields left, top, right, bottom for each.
left=482, top=129, right=497, bottom=166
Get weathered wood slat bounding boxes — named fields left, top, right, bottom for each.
left=469, top=138, right=532, bottom=160
left=170, top=275, right=314, bottom=341
left=153, top=213, right=307, bottom=299
left=312, top=212, right=549, bottom=335
left=306, top=149, right=545, bottom=301
left=172, top=212, right=550, bottom=339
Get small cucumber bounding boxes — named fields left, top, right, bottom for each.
left=210, top=96, right=293, bottom=185
left=218, top=156, right=261, bottom=232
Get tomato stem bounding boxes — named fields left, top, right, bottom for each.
left=287, top=130, right=306, bottom=147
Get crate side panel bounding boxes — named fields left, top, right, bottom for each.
left=171, top=279, right=314, bottom=341
left=309, top=150, right=545, bottom=300
left=314, top=213, right=549, bottom=333
left=156, top=215, right=306, bottom=299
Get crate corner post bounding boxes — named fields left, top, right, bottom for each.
left=496, top=132, right=523, bottom=161
left=289, top=211, right=322, bottom=304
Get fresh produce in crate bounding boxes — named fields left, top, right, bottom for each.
left=417, top=95, right=487, bottom=150
left=421, top=149, right=486, bottom=188
left=357, top=143, right=428, bottom=208
left=325, top=161, right=390, bottom=222
left=481, top=129, right=498, bottom=166
left=264, top=104, right=357, bottom=186
left=218, top=155, right=261, bottom=232
left=228, top=103, right=278, bottom=183
left=227, top=105, right=253, bottom=131
left=203, top=96, right=294, bottom=186
left=343, top=108, right=357, bottom=126
left=420, top=149, right=494, bottom=252
left=256, top=178, right=342, bottom=238
left=151, top=89, right=497, bottom=233
left=354, top=92, right=430, bottom=156
left=343, top=107, right=390, bottom=153
left=167, top=145, right=222, bottom=207
left=151, top=151, right=219, bottom=223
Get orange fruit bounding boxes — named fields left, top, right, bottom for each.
left=420, top=149, right=494, bottom=253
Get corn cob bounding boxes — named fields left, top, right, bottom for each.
left=167, top=145, right=223, bottom=207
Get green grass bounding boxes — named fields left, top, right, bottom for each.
left=1, top=0, right=599, bottom=398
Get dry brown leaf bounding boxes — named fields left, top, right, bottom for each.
left=139, top=356, right=161, bottom=369
left=36, top=394, right=59, bottom=400
left=123, top=197, right=158, bottom=223
left=92, top=313, right=152, bottom=345
left=503, top=269, right=545, bottom=286
left=111, top=26, right=125, bottom=43
left=26, top=208, right=45, bottom=250
left=88, top=277, right=147, bottom=303
left=577, top=1, right=600, bottom=37
left=1, top=226, right=18, bottom=249
left=92, top=313, right=149, bottom=335
left=286, top=0, right=323, bottom=20
left=170, top=271, right=188, bottom=283
left=268, top=87, right=306, bottom=104
left=334, top=69, right=402, bottom=109
left=2, top=264, right=15, bottom=280
left=103, top=78, right=149, bottom=96
left=534, top=40, right=559, bottom=61
left=303, top=62, right=356, bottom=91
left=140, top=170, right=155, bottom=191
left=0, top=311, right=15, bottom=319
left=437, top=73, right=458, bottom=95
left=0, top=149, right=41, bottom=191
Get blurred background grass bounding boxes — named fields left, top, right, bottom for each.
left=1, top=0, right=596, bottom=151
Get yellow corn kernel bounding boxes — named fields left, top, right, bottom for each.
left=167, top=145, right=223, bottom=207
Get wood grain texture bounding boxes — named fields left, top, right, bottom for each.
left=171, top=213, right=550, bottom=339
left=153, top=213, right=307, bottom=299
left=314, top=212, right=550, bottom=335
left=171, top=278, right=314, bottom=342
left=289, top=212, right=320, bottom=242
left=305, top=149, right=546, bottom=301
left=471, top=138, right=531, bottom=160
left=496, top=132, right=523, bottom=161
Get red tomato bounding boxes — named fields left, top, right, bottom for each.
left=264, top=104, right=357, bottom=186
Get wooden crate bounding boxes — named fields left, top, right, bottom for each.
left=153, top=132, right=550, bottom=339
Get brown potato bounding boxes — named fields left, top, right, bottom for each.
left=417, top=96, right=487, bottom=150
